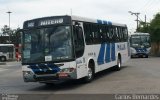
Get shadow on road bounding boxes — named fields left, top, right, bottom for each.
left=93, top=66, right=128, bottom=81
left=28, top=66, right=128, bottom=92
left=28, top=80, right=85, bottom=92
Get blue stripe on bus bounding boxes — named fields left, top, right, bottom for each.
left=29, top=64, right=60, bottom=74
left=47, top=64, right=61, bottom=72
left=105, top=43, right=111, bottom=63
left=97, top=19, right=103, bottom=24
left=108, top=21, right=112, bottom=25
left=97, top=43, right=105, bottom=65
left=103, top=21, right=108, bottom=24
left=29, top=64, right=41, bottom=72
left=111, top=43, right=116, bottom=61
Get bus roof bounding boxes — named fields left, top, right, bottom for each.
left=0, top=44, right=14, bottom=46
left=71, top=15, right=127, bottom=27
left=23, top=15, right=127, bottom=28
left=131, top=32, right=150, bottom=36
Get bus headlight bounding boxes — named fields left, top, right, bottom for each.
left=60, top=68, right=75, bottom=73
left=23, top=71, right=36, bottom=82
left=147, top=47, right=151, bottom=54
left=130, top=47, right=136, bottom=54
left=23, top=71, right=32, bottom=76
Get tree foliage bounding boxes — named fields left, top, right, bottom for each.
left=138, top=13, right=160, bottom=43
left=0, top=25, right=20, bottom=44
left=1, top=25, right=20, bottom=36
left=149, top=13, right=160, bottom=43
left=1, top=25, right=10, bottom=36
left=137, top=21, right=149, bottom=33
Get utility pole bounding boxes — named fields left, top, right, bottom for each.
left=70, top=8, right=72, bottom=15
left=6, top=11, right=12, bottom=43
left=128, top=11, right=140, bottom=32
left=145, top=15, right=147, bottom=28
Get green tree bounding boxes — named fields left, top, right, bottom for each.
left=149, top=13, right=160, bottom=42
left=137, top=21, right=150, bottom=33
left=1, top=25, right=20, bottom=44
left=1, top=25, right=11, bottom=36
left=149, top=13, right=160, bottom=56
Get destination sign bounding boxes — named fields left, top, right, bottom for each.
left=27, top=22, right=35, bottom=27
left=23, top=16, right=71, bottom=29
left=39, top=18, right=64, bottom=26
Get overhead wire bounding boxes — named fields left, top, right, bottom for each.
left=143, top=0, right=160, bottom=22
left=135, top=0, right=159, bottom=23
left=138, top=0, right=154, bottom=12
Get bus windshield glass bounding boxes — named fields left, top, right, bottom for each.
left=0, top=46, right=14, bottom=53
left=22, top=26, right=73, bottom=63
left=131, top=35, right=150, bottom=48
left=141, top=35, right=150, bottom=47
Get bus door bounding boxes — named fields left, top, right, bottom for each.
left=73, top=21, right=87, bottom=78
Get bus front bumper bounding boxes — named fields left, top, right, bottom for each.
left=131, top=53, right=148, bottom=57
left=23, top=70, right=77, bottom=82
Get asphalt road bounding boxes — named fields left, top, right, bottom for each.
left=0, top=57, right=160, bottom=94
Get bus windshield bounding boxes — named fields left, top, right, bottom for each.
left=22, top=26, right=73, bottom=63
left=0, top=45, right=14, bottom=53
left=141, top=35, right=150, bottom=47
left=131, top=35, right=150, bottom=48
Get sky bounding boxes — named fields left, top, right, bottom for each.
left=0, top=0, right=160, bottom=32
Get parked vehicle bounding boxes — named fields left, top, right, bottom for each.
left=0, top=44, right=16, bottom=61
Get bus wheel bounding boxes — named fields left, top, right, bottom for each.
left=83, top=63, right=94, bottom=83
left=145, top=55, right=148, bottom=58
left=40, top=82, right=55, bottom=86
left=0, top=56, right=6, bottom=62
left=44, top=83, right=55, bottom=86
left=114, top=56, right=121, bottom=71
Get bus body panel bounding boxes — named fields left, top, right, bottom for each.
left=76, top=57, right=88, bottom=79
left=76, top=41, right=130, bottom=79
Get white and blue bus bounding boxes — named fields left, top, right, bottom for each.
left=130, top=32, right=151, bottom=58
left=21, top=15, right=130, bottom=84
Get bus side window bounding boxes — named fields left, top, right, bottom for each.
left=84, top=23, right=92, bottom=44
left=125, top=28, right=128, bottom=41
left=73, top=24, right=85, bottom=58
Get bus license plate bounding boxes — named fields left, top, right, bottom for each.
left=59, top=73, right=68, bottom=77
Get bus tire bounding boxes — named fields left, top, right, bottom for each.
left=40, top=82, right=55, bottom=86
left=145, top=55, right=148, bottom=58
left=114, top=56, right=121, bottom=71
left=45, top=83, right=55, bottom=86
left=83, top=62, right=94, bottom=83
left=0, top=56, right=6, bottom=62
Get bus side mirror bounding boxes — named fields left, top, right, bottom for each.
left=16, top=29, right=23, bottom=34
left=75, top=22, right=80, bottom=26
left=15, top=29, right=23, bottom=44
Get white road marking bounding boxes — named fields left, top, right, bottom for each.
left=0, top=68, right=8, bottom=72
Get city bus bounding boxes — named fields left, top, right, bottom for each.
left=0, top=44, right=16, bottom=61
left=130, top=32, right=151, bottom=58
left=21, top=15, right=130, bottom=84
